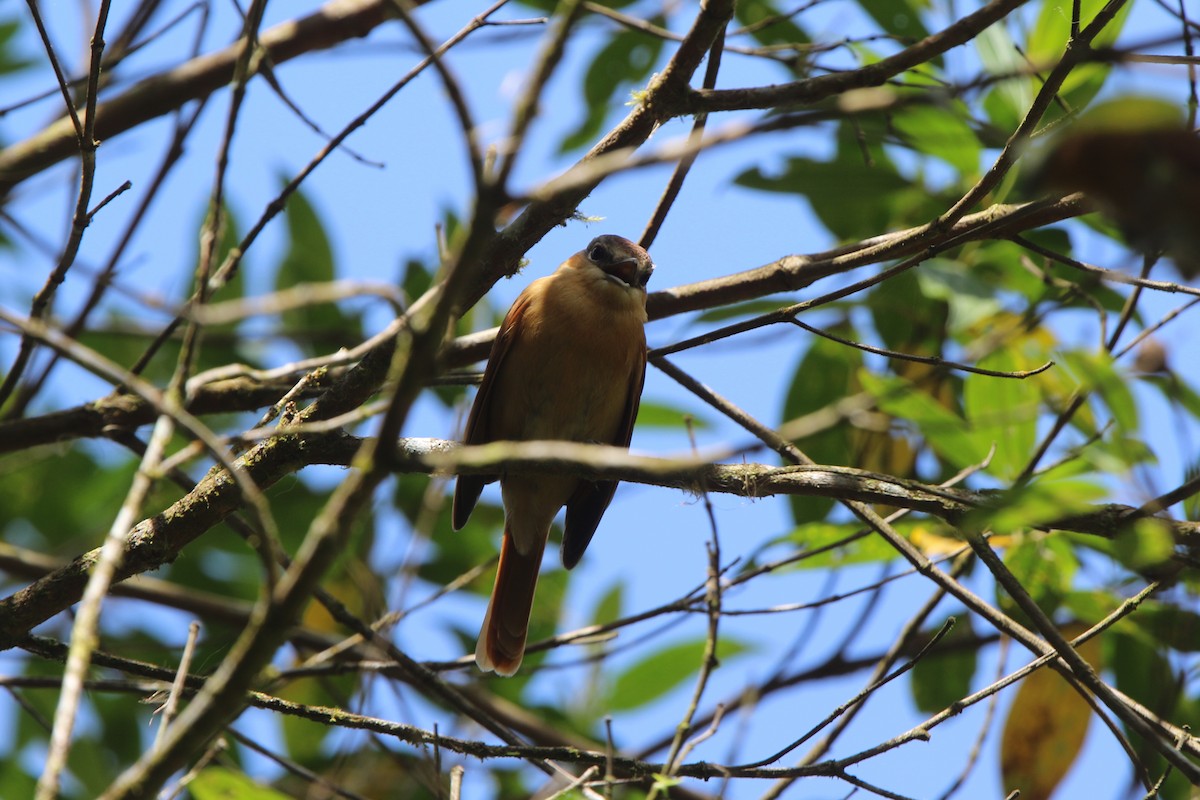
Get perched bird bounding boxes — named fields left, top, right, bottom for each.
left=1033, top=126, right=1200, bottom=279
left=453, top=235, right=653, bottom=675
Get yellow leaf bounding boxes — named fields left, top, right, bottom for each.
left=1000, top=623, right=1103, bottom=800
left=909, top=525, right=964, bottom=557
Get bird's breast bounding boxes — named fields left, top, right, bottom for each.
left=487, top=271, right=646, bottom=444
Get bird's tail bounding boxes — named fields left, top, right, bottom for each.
left=476, top=523, right=546, bottom=676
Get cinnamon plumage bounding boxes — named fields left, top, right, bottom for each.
left=453, top=235, right=653, bottom=675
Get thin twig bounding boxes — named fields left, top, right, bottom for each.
left=492, top=0, right=585, bottom=190
left=788, top=318, right=1054, bottom=379
left=153, top=621, right=202, bottom=751
left=650, top=422, right=725, bottom=799
left=640, top=27, right=726, bottom=249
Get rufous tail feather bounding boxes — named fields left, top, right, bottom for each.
left=476, top=524, right=545, bottom=676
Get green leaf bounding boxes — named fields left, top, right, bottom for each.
left=1027, top=0, right=1129, bottom=64
left=280, top=678, right=338, bottom=765
left=1070, top=96, right=1185, bottom=133
left=770, top=520, right=908, bottom=569
left=860, top=0, right=930, bottom=40
left=560, top=23, right=665, bottom=152
left=859, top=370, right=989, bottom=470
left=1025, top=0, right=1132, bottom=118
left=0, top=18, right=35, bottom=75
left=737, top=119, right=952, bottom=241
left=971, top=471, right=1106, bottom=535
left=1110, top=518, right=1175, bottom=574
left=635, top=400, right=711, bottom=430
left=976, top=21, right=1033, bottom=133
left=1133, top=601, right=1200, bottom=653
left=190, top=767, right=293, bottom=800
left=732, top=0, right=811, bottom=56
left=781, top=322, right=862, bottom=523
left=891, top=103, right=979, bottom=175
left=915, top=257, right=1001, bottom=334
left=276, top=184, right=359, bottom=356
left=607, top=637, right=752, bottom=711
left=868, top=268, right=949, bottom=353
left=1142, top=373, right=1200, bottom=424
left=962, top=350, right=1041, bottom=481
left=910, top=616, right=976, bottom=713
left=277, top=185, right=335, bottom=288
left=591, top=581, right=624, bottom=627
left=415, top=478, right=505, bottom=588
left=0, top=447, right=123, bottom=549
left=1108, top=629, right=1177, bottom=766
left=1000, top=534, right=1078, bottom=617
left=1184, top=459, right=1200, bottom=522
left=0, top=767, right=36, bottom=800
left=1059, top=350, right=1138, bottom=432
left=736, top=153, right=907, bottom=242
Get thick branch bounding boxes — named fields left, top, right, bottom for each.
left=0, top=0, right=399, bottom=193
left=384, top=438, right=1199, bottom=543
left=0, top=375, right=334, bottom=454
left=4, top=433, right=1189, bottom=655
left=674, top=0, right=1030, bottom=115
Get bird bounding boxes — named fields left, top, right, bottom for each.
left=452, top=234, right=654, bottom=675
left=1032, top=126, right=1200, bottom=279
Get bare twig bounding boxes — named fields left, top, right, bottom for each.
left=153, top=621, right=202, bottom=751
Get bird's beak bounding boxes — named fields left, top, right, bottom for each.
left=602, top=256, right=651, bottom=289
left=636, top=259, right=654, bottom=289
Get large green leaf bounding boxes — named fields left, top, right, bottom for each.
left=999, top=533, right=1078, bottom=617
left=1108, top=629, right=1178, bottom=770
left=1026, top=0, right=1133, bottom=120
left=868, top=268, right=949, bottom=353
left=859, top=370, right=989, bottom=470
left=733, top=0, right=811, bottom=52
left=1027, top=0, right=1129, bottom=65
left=190, top=768, right=293, bottom=800
left=275, top=185, right=360, bottom=357
left=607, top=636, right=752, bottom=711
left=769, top=519, right=910, bottom=569
left=860, top=0, right=930, bottom=40
left=737, top=120, right=949, bottom=240
left=591, top=580, right=624, bottom=627
left=1131, top=601, right=1200, bottom=654
left=0, top=767, right=35, bottom=800
left=910, top=616, right=976, bottom=713
left=0, top=17, right=34, bottom=76
left=963, top=350, right=1041, bottom=481
left=891, top=103, right=980, bottom=176
left=635, top=399, right=712, bottom=430
left=736, top=153, right=909, bottom=242
left=976, top=21, right=1034, bottom=134
left=969, top=469, right=1106, bottom=536
left=914, top=257, right=1000, bottom=336
left=560, top=21, right=666, bottom=152
left=1057, top=350, right=1156, bottom=474
left=782, top=322, right=862, bottom=523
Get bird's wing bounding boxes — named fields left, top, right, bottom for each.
left=452, top=291, right=535, bottom=530
left=561, top=342, right=647, bottom=569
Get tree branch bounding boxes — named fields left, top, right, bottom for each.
left=0, top=0, right=403, bottom=194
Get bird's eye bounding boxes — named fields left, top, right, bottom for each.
left=588, top=243, right=610, bottom=263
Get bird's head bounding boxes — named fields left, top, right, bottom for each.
left=581, top=235, right=654, bottom=291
